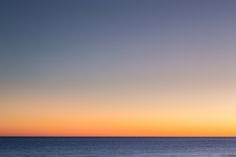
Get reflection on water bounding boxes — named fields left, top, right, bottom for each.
left=1, top=137, right=236, bottom=157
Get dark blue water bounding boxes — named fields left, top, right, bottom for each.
left=1, top=137, right=236, bottom=157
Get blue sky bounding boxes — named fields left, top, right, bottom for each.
left=1, top=0, right=236, bottom=136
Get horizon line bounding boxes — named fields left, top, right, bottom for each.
left=1, top=136, right=236, bottom=138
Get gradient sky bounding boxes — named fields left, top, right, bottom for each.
left=1, top=0, right=236, bottom=136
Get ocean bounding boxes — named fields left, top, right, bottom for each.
left=1, top=137, right=236, bottom=157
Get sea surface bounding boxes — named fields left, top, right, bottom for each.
left=1, top=137, right=236, bottom=157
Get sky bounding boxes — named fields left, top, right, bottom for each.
left=1, top=0, right=236, bottom=136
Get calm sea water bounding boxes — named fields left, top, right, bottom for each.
left=1, top=137, right=236, bottom=157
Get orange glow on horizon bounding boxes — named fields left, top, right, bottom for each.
left=1, top=80, right=236, bottom=137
